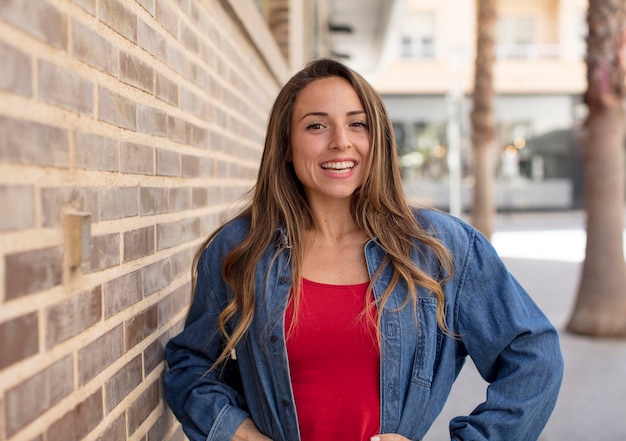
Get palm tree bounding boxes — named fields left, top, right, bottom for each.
left=470, top=0, right=497, bottom=240
left=567, top=0, right=626, bottom=337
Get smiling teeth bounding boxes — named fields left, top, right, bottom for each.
left=321, top=161, right=355, bottom=170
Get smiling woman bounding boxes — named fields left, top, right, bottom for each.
left=164, top=58, right=564, bottom=441
left=290, top=76, right=371, bottom=213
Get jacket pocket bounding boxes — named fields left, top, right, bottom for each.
left=411, top=297, right=438, bottom=386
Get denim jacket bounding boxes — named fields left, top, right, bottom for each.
left=164, top=209, right=563, bottom=441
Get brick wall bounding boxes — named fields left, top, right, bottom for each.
left=0, top=0, right=290, bottom=440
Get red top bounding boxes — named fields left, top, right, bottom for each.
left=285, top=278, right=380, bottom=441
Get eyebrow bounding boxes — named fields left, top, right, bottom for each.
left=298, top=110, right=365, bottom=121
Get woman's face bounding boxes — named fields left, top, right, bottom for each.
left=290, top=76, right=371, bottom=206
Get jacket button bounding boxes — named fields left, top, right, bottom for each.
left=281, top=399, right=290, bottom=407
left=279, top=276, right=288, bottom=284
left=269, top=335, right=279, bottom=343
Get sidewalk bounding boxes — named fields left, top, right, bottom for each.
left=424, top=211, right=626, bottom=440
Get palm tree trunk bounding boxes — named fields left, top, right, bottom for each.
left=566, top=0, right=626, bottom=337
left=470, top=0, right=497, bottom=240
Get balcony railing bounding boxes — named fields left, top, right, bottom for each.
left=496, top=44, right=562, bottom=60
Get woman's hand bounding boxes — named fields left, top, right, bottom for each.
left=371, top=434, right=411, bottom=441
left=232, top=418, right=273, bottom=441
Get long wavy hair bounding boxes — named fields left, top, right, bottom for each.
left=194, top=58, right=453, bottom=368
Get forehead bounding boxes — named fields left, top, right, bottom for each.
left=293, top=76, right=363, bottom=111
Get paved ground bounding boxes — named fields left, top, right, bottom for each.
left=423, top=210, right=626, bottom=440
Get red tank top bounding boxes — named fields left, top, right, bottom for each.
left=285, top=278, right=380, bottom=441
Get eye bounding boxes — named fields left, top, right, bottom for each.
left=306, top=122, right=325, bottom=130
left=350, top=120, right=369, bottom=129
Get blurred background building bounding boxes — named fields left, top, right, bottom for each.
left=321, top=0, right=588, bottom=211
left=376, top=0, right=587, bottom=211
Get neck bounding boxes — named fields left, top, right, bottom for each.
left=307, top=201, right=363, bottom=244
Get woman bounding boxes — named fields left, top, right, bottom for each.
left=164, top=59, right=563, bottom=441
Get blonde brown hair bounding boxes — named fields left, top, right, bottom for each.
left=194, top=58, right=453, bottom=367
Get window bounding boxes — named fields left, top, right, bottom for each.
left=399, top=11, right=436, bottom=59
left=497, top=16, right=535, bottom=59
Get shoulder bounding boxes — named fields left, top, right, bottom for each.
left=412, top=207, right=477, bottom=244
left=214, top=216, right=252, bottom=244
left=197, top=216, right=252, bottom=267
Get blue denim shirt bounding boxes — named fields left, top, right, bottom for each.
left=164, top=209, right=563, bottom=441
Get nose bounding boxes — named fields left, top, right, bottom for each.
left=329, top=125, right=351, bottom=151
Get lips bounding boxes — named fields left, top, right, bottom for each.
left=320, top=160, right=356, bottom=173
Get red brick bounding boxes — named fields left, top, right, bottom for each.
left=99, top=0, right=137, bottom=42
left=0, top=185, right=35, bottom=231
left=167, top=424, right=185, bottom=441
left=45, top=286, right=102, bottom=348
left=157, top=284, right=188, bottom=327
left=5, top=356, right=73, bottom=436
left=123, top=226, right=156, bottom=263
left=41, top=187, right=100, bottom=227
left=140, top=187, right=169, bottom=215
left=170, top=187, right=190, bottom=211
left=0, top=0, right=68, bottom=50
left=147, top=406, right=174, bottom=441
left=166, top=46, right=192, bottom=80
left=143, top=330, right=169, bottom=376
left=78, top=323, right=124, bottom=385
left=137, top=0, right=155, bottom=14
left=71, top=20, right=118, bottom=75
left=207, top=186, right=224, bottom=206
left=0, top=41, right=32, bottom=97
left=216, top=159, right=230, bottom=178
left=199, top=213, right=219, bottom=236
left=155, top=73, right=178, bottom=106
left=120, top=51, right=154, bottom=93
left=99, top=187, right=138, bottom=220
left=155, top=0, right=178, bottom=37
left=180, top=87, right=208, bottom=119
left=167, top=115, right=191, bottom=144
left=0, top=116, right=69, bottom=167
left=210, top=131, right=225, bottom=152
left=143, top=258, right=171, bottom=296
left=74, top=132, right=120, bottom=171
left=121, top=142, right=155, bottom=175
left=105, top=355, right=142, bottom=412
left=215, top=107, right=227, bottom=127
left=138, top=105, right=167, bottom=137
left=47, top=389, right=103, bottom=441
left=125, top=304, right=158, bottom=350
left=128, top=380, right=160, bottom=435
left=180, top=23, right=199, bottom=54
left=191, top=125, right=211, bottom=149
left=86, top=233, right=120, bottom=273
left=138, top=19, right=166, bottom=61
left=171, top=0, right=191, bottom=15
left=191, top=187, right=208, bottom=208
left=0, top=312, right=38, bottom=370
left=156, top=218, right=200, bottom=250
left=95, top=413, right=126, bottom=441
left=156, top=149, right=180, bottom=177
left=38, top=59, right=94, bottom=115
left=72, top=0, right=96, bottom=15
left=104, top=270, right=143, bottom=318
left=182, top=155, right=212, bottom=177
left=171, top=250, right=193, bottom=278
left=98, top=88, right=137, bottom=131
left=5, top=246, right=63, bottom=300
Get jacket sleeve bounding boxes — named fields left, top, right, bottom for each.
left=449, top=228, right=564, bottom=440
left=164, top=246, right=249, bottom=441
